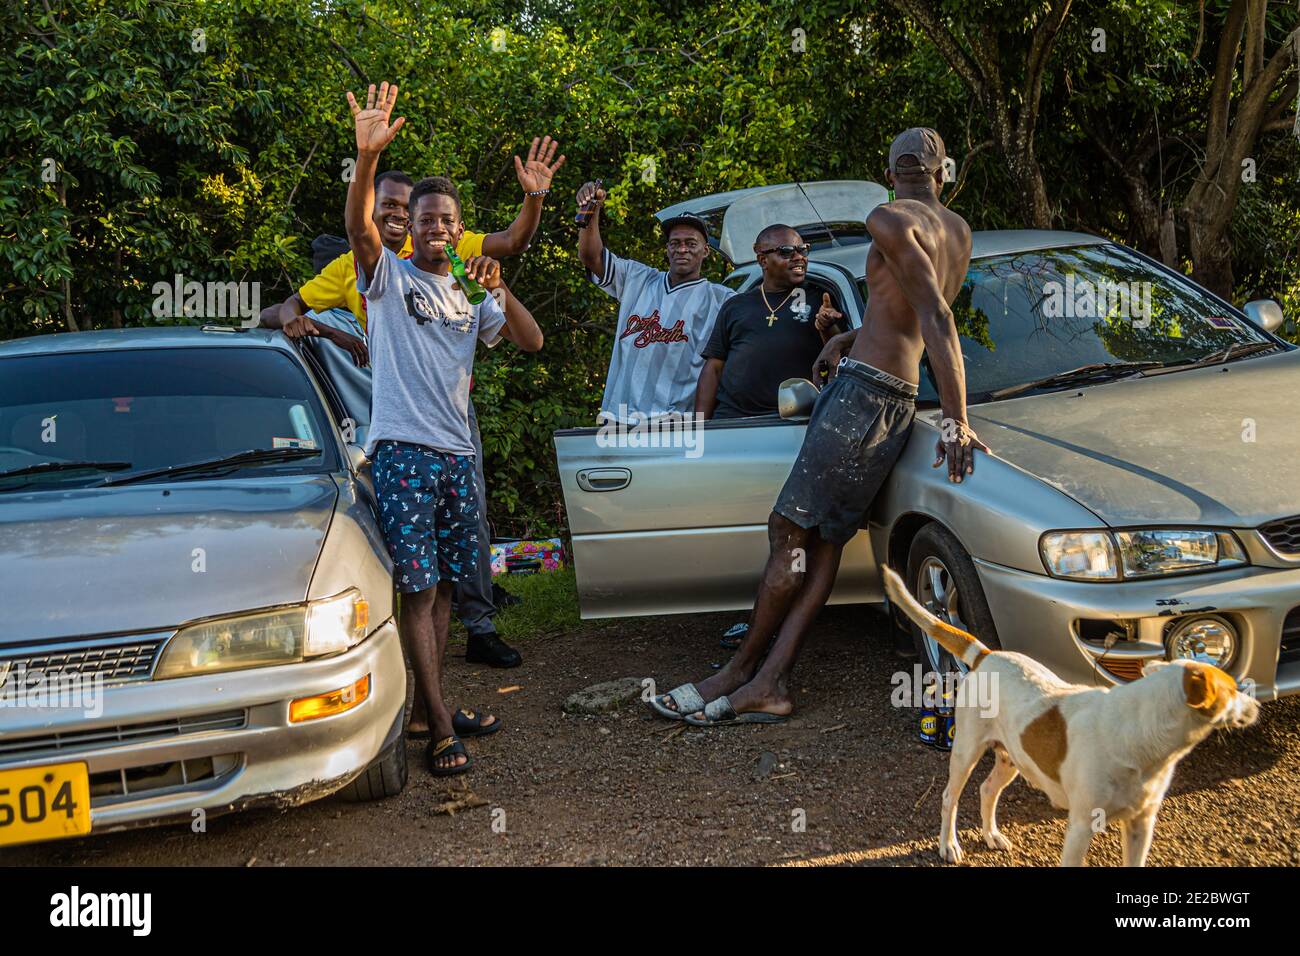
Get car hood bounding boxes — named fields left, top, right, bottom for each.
left=965, top=349, right=1300, bottom=528
left=0, top=475, right=338, bottom=644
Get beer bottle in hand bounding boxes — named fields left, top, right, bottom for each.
left=575, top=178, right=603, bottom=228
left=445, top=244, right=487, bottom=304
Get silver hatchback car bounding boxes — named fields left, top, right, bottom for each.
left=555, top=182, right=1300, bottom=700
left=0, top=327, right=405, bottom=848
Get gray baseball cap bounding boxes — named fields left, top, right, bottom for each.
left=888, top=127, right=946, bottom=175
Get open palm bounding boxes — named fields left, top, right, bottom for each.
left=346, top=82, right=405, bottom=154
left=514, top=135, right=566, bottom=192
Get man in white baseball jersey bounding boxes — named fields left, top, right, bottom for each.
left=575, top=180, right=734, bottom=423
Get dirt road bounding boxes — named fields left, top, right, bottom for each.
left=8, top=606, right=1299, bottom=867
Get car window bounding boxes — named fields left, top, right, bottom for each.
left=857, top=244, right=1275, bottom=403
left=0, top=346, right=338, bottom=488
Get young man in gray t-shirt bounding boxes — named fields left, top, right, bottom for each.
left=346, top=82, right=543, bottom=776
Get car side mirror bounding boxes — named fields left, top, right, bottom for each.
left=778, top=378, right=820, bottom=420
left=346, top=443, right=369, bottom=473
left=1243, top=299, right=1284, bottom=333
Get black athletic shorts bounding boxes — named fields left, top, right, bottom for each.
left=772, top=358, right=917, bottom=546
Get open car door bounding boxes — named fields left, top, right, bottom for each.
left=555, top=246, right=880, bottom=620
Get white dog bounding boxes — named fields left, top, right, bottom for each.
left=882, top=565, right=1259, bottom=867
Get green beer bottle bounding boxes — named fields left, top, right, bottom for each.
left=445, top=243, right=487, bottom=304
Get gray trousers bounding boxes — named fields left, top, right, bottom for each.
left=457, top=399, right=498, bottom=636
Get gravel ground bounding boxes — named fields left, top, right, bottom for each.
left=8, top=605, right=1300, bottom=867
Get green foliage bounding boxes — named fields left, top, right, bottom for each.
left=4, top=0, right=1298, bottom=534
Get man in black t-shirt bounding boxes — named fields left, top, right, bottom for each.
left=695, top=224, right=845, bottom=419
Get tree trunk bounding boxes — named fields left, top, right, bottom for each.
left=56, top=179, right=80, bottom=332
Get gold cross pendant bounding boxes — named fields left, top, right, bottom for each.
left=766, top=313, right=778, bottom=327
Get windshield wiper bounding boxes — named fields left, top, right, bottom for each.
left=0, top=460, right=132, bottom=480
left=1189, top=340, right=1278, bottom=367
left=985, top=361, right=1165, bottom=401
left=96, top=447, right=321, bottom=487
left=1140, top=340, right=1281, bottom=378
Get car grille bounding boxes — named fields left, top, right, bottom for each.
left=1097, top=657, right=1147, bottom=682
left=1280, top=607, right=1300, bottom=668
left=90, top=753, right=241, bottom=807
left=0, top=710, right=247, bottom=762
left=0, top=633, right=168, bottom=685
left=1260, top=515, right=1300, bottom=557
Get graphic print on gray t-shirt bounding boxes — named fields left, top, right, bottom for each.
left=360, top=247, right=506, bottom=457
left=590, top=248, right=734, bottom=423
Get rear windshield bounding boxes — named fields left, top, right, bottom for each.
left=0, top=346, right=337, bottom=488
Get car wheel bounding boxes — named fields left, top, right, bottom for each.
left=338, top=729, right=408, bottom=803
left=905, top=523, right=1001, bottom=678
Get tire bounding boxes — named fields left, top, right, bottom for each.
left=905, top=523, right=1001, bottom=678
left=338, top=729, right=408, bottom=803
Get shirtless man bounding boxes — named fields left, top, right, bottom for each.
left=652, top=127, right=990, bottom=725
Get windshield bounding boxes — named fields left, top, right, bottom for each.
left=0, top=346, right=337, bottom=490
left=858, top=243, right=1278, bottom=404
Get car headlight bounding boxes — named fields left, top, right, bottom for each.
left=1040, top=531, right=1118, bottom=580
left=156, top=589, right=372, bottom=679
left=1041, top=529, right=1247, bottom=581
left=1116, top=530, right=1246, bottom=578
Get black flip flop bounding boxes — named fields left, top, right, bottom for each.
left=452, top=706, right=502, bottom=737
left=427, top=735, right=473, bottom=776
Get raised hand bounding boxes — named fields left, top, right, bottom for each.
left=462, top=255, right=503, bottom=290
left=346, top=82, right=405, bottom=156
left=576, top=180, right=606, bottom=210
left=815, top=292, right=843, bottom=334
left=514, top=136, right=567, bottom=193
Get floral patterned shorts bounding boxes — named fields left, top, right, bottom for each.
left=372, top=441, right=480, bottom=593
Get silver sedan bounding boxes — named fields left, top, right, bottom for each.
left=0, top=327, right=405, bottom=848
left=555, top=182, right=1299, bottom=700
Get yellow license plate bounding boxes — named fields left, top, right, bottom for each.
left=0, top=762, right=91, bottom=847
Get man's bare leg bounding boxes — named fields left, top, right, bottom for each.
left=661, top=513, right=811, bottom=713
left=724, top=531, right=844, bottom=715
left=400, top=581, right=466, bottom=771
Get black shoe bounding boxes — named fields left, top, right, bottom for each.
left=466, top=631, right=522, bottom=668
left=492, top=583, right=523, bottom=608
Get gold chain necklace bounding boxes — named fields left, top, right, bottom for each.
left=760, top=285, right=796, bottom=328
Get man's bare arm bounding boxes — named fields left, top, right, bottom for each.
left=869, top=207, right=985, bottom=481
left=345, top=83, right=404, bottom=284
left=481, top=194, right=545, bottom=258
left=695, top=358, right=724, bottom=418
left=482, top=136, right=567, bottom=258
left=463, top=256, right=543, bottom=352
left=812, top=328, right=856, bottom=383
left=576, top=181, right=608, bottom=277
left=259, top=293, right=307, bottom=330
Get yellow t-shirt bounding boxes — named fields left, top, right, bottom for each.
left=298, top=230, right=486, bottom=333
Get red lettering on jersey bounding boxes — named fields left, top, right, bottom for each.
left=619, top=310, right=689, bottom=348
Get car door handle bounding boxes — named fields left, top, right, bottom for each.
left=576, top=468, right=631, bottom=492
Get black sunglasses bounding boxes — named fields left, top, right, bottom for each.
left=758, top=244, right=811, bottom=258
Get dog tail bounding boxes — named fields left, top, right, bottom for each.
left=882, top=565, right=990, bottom=670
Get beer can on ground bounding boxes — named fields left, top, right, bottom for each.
left=919, top=708, right=941, bottom=747
left=936, top=689, right=955, bottom=750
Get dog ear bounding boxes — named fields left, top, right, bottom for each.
left=1182, top=665, right=1218, bottom=712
